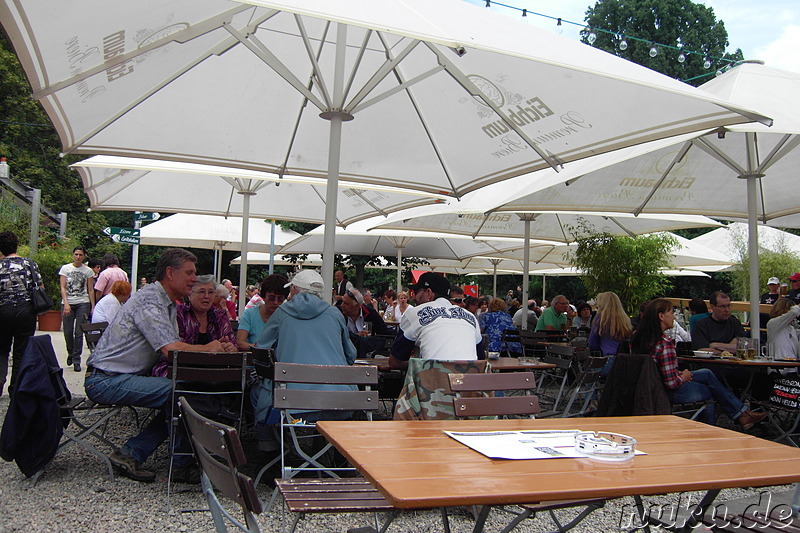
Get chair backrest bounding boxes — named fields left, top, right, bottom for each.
left=393, top=359, right=490, bottom=421
left=251, top=347, right=275, bottom=380
left=167, top=351, right=251, bottom=382
left=447, top=372, right=540, bottom=418
left=272, top=362, right=379, bottom=413
left=178, top=397, right=263, bottom=529
left=80, top=321, right=109, bottom=352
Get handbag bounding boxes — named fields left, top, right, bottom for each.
left=28, top=263, right=54, bottom=314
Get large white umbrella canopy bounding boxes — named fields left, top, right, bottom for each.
left=139, top=213, right=299, bottom=251
left=2, top=0, right=769, bottom=297
left=486, top=62, right=800, bottom=332
left=138, top=213, right=300, bottom=280
left=278, top=222, right=536, bottom=292
left=230, top=252, right=323, bottom=267
left=692, top=222, right=800, bottom=262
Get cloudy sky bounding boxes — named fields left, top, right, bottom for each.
left=465, top=0, right=800, bottom=73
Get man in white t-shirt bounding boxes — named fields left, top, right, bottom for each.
left=58, top=246, right=96, bottom=372
left=389, top=272, right=483, bottom=370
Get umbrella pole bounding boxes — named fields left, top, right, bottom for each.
left=745, top=133, right=762, bottom=339
left=519, top=214, right=533, bottom=330
left=491, top=259, right=499, bottom=298
left=321, top=24, right=349, bottom=302
left=238, top=191, right=254, bottom=317
left=396, top=246, right=403, bottom=293
left=269, top=220, right=276, bottom=275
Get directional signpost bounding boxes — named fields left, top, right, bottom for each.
left=134, top=212, right=160, bottom=222
left=103, top=226, right=140, bottom=245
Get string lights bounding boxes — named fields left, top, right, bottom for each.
left=477, top=0, right=741, bottom=81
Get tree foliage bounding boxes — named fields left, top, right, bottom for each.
left=582, top=0, right=744, bottom=86
left=727, top=229, right=800, bottom=300
left=567, top=220, right=677, bottom=313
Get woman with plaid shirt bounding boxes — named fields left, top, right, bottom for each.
left=631, top=298, right=765, bottom=430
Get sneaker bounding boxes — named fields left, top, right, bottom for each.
left=109, top=450, right=156, bottom=482
left=172, top=465, right=202, bottom=484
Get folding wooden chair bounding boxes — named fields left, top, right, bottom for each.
left=178, top=396, right=262, bottom=533
left=501, top=328, right=522, bottom=357
left=167, top=350, right=250, bottom=502
left=446, top=371, right=604, bottom=533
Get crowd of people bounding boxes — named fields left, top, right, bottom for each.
left=4, top=236, right=800, bottom=483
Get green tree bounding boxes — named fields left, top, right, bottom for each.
left=567, top=220, right=677, bottom=313
left=727, top=229, right=800, bottom=300
left=582, top=0, right=744, bottom=86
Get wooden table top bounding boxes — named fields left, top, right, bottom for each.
left=679, top=356, right=800, bottom=368
left=487, top=358, right=557, bottom=371
left=317, top=416, right=800, bottom=509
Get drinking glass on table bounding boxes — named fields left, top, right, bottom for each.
left=362, top=322, right=373, bottom=335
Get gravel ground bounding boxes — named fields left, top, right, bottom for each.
left=0, top=331, right=794, bottom=532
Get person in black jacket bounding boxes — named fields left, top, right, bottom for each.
left=340, top=289, right=393, bottom=358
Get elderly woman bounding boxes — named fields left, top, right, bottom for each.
left=213, top=283, right=237, bottom=320
left=178, top=275, right=236, bottom=345
left=767, top=298, right=800, bottom=360
left=236, top=274, right=289, bottom=350
left=92, top=280, right=132, bottom=324
left=479, top=298, right=522, bottom=355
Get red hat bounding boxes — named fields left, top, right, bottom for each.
left=788, top=273, right=800, bottom=281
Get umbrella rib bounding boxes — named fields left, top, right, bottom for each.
left=309, top=185, right=344, bottom=227
left=345, top=38, right=421, bottom=111
left=350, top=66, right=444, bottom=114
left=757, top=134, right=800, bottom=174
left=87, top=169, right=151, bottom=205
left=605, top=216, right=637, bottom=237
left=348, top=189, right=389, bottom=217
left=224, top=25, right=327, bottom=110
left=342, top=30, right=374, bottom=106
left=293, top=15, right=333, bottom=107
left=633, top=141, right=693, bottom=216
left=31, top=5, right=259, bottom=99
left=276, top=22, right=332, bottom=179
left=423, top=42, right=560, bottom=172
left=691, top=137, right=747, bottom=175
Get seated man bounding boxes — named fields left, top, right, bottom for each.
left=389, top=272, right=483, bottom=370
left=340, top=288, right=393, bottom=358
left=535, top=295, right=574, bottom=332
left=513, top=299, right=540, bottom=331
left=255, top=270, right=356, bottom=422
left=84, top=248, right=236, bottom=482
left=691, top=291, right=746, bottom=353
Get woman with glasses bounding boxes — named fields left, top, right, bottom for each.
left=236, top=274, right=289, bottom=350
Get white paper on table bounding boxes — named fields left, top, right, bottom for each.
left=444, top=430, right=646, bottom=460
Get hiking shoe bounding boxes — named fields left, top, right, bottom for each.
left=172, top=465, right=202, bottom=484
left=738, top=410, right=767, bottom=431
left=109, top=450, right=155, bottom=482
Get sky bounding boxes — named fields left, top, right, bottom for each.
left=464, top=0, right=800, bottom=73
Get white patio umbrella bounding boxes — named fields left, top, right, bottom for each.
left=138, top=213, right=300, bottom=279
left=3, top=0, right=769, bottom=298
left=277, top=221, right=538, bottom=293
left=691, top=222, right=800, bottom=262
left=485, top=62, right=800, bottom=333
left=372, top=202, right=721, bottom=320
left=230, top=252, right=323, bottom=268
left=74, top=155, right=446, bottom=311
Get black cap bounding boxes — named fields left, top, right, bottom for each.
left=408, top=272, right=450, bottom=297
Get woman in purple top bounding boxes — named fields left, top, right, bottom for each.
left=589, top=292, right=632, bottom=356
left=177, top=275, right=235, bottom=345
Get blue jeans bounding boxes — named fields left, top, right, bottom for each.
left=84, top=372, right=192, bottom=466
left=63, top=302, right=90, bottom=359
left=670, top=368, right=747, bottom=425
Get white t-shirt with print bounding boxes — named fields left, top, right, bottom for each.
left=399, top=298, right=482, bottom=360
left=58, top=262, right=94, bottom=305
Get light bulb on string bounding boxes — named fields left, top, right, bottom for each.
left=555, top=18, right=563, bottom=34
left=703, top=57, right=712, bottom=69
left=678, top=52, right=686, bottom=63
left=619, top=36, right=628, bottom=51
left=716, top=69, right=723, bottom=77
left=587, top=31, right=597, bottom=44
left=649, top=44, right=658, bottom=57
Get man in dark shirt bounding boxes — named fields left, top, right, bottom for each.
left=788, top=273, right=800, bottom=305
left=691, top=291, right=746, bottom=353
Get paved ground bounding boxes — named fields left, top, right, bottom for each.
left=35, top=323, right=85, bottom=394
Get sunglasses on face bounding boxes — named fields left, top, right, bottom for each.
left=451, top=298, right=465, bottom=303
left=264, top=294, right=286, bottom=303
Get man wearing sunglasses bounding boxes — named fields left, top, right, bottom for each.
left=449, top=286, right=466, bottom=308
left=389, top=272, right=483, bottom=370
